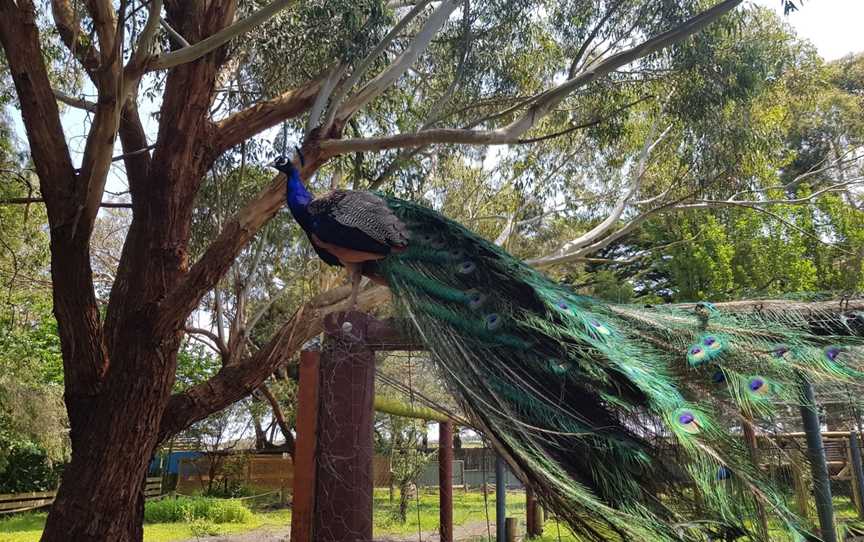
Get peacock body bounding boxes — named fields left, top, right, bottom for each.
left=273, top=156, right=864, bottom=541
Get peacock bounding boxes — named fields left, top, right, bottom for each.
left=271, top=153, right=864, bottom=541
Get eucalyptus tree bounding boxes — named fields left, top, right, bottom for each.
left=0, top=0, right=799, bottom=539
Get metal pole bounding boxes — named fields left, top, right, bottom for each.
left=496, top=454, right=506, bottom=542
left=849, top=431, right=864, bottom=519
left=439, top=422, right=453, bottom=542
left=799, top=378, right=837, bottom=542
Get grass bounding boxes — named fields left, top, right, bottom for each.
left=370, top=487, right=583, bottom=540
left=0, top=501, right=292, bottom=542
left=1, top=491, right=861, bottom=541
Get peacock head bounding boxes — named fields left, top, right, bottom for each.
left=268, top=147, right=305, bottom=176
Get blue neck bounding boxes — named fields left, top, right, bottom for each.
left=285, top=168, right=313, bottom=227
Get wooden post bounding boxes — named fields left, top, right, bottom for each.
left=526, top=485, right=543, bottom=538
left=439, top=421, right=454, bottom=542
left=800, top=379, right=837, bottom=542
left=505, top=517, right=518, bottom=542
left=849, top=431, right=864, bottom=519
left=496, top=454, right=506, bottom=542
left=290, top=350, right=321, bottom=542
left=741, top=418, right=769, bottom=540
left=313, top=312, right=377, bottom=542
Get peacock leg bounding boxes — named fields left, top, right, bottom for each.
left=345, top=262, right=362, bottom=310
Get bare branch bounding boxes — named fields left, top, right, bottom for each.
left=150, top=0, right=298, bottom=70
left=333, top=0, right=460, bottom=125
left=305, top=65, right=346, bottom=136
left=212, top=75, right=325, bottom=154
left=54, top=89, right=97, bottom=112
left=0, top=197, right=132, bottom=209
left=160, top=18, right=190, bottom=48
left=533, top=122, right=672, bottom=263
left=186, top=327, right=229, bottom=360
left=320, top=0, right=741, bottom=157
left=126, top=0, right=162, bottom=71
left=51, top=0, right=101, bottom=74
left=320, top=0, right=434, bottom=132
left=158, top=284, right=390, bottom=441
left=258, top=384, right=295, bottom=455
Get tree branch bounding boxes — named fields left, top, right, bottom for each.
left=258, top=384, right=295, bottom=455
left=126, top=0, right=162, bottom=72
left=534, top=121, right=672, bottom=262
left=320, top=0, right=741, bottom=157
left=333, top=0, right=460, bottom=125
left=50, top=0, right=101, bottom=74
left=155, top=155, right=325, bottom=338
left=149, top=0, right=298, bottom=70
left=0, top=0, right=107, bottom=395
left=158, top=284, right=390, bottom=441
left=54, top=89, right=97, bottom=112
left=160, top=18, right=190, bottom=48
left=185, top=327, right=229, bottom=360
left=212, top=75, right=325, bottom=154
left=320, top=0, right=434, bottom=132
left=0, top=197, right=132, bottom=208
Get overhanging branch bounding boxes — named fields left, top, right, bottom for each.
left=158, top=284, right=390, bottom=441
left=320, top=0, right=741, bottom=157
left=149, top=0, right=298, bottom=70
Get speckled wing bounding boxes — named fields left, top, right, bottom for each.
left=307, top=190, right=409, bottom=254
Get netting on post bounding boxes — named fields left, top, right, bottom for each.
left=313, top=313, right=376, bottom=542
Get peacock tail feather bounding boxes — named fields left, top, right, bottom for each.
left=368, top=196, right=863, bottom=541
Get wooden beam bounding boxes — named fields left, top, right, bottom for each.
left=366, top=317, right=423, bottom=351
left=289, top=350, right=320, bottom=542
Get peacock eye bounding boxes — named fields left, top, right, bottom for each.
left=747, top=376, right=771, bottom=397
left=484, top=313, right=502, bottom=331
left=465, top=290, right=486, bottom=310
left=589, top=320, right=611, bottom=336
left=457, top=261, right=476, bottom=274
left=676, top=411, right=699, bottom=433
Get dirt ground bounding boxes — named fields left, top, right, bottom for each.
left=179, top=520, right=499, bottom=542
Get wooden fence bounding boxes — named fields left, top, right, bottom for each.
left=176, top=454, right=294, bottom=494
left=0, top=477, right=163, bottom=515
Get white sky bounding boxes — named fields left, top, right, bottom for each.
left=749, top=0, right=864, bottom=60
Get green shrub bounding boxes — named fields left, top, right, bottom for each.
left=202, top=480, right=255, bottom=498
left=0, top=442, right=63, bottom=493
left=143, top=497, right=253, bottom=524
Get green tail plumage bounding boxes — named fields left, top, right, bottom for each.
left=369, top=196, right=863, bottom=541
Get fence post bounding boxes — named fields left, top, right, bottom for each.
left=289, top=349, right=321, bottom=542
left=526, top=485, right=543, bottom=538
left=439, top=421, right=453, bottom=542
left=496, top=454, right=506, bottom=542
left=313, top=312, right=376, bottom=542
left=505, top=517, right=518, bottom=542
left=850, top=431, right=864, bottom=519
left=799, top=378, right=837, bottom=542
